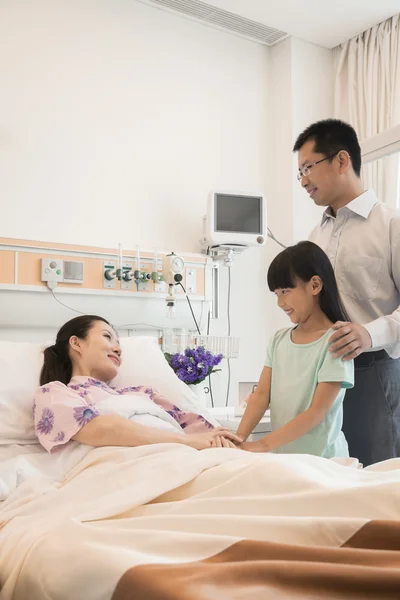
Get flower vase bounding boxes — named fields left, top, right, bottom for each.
left=188, top=383, right=207, bottom=408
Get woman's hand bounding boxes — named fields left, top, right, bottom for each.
left=211, top=435, right=238, bottom=448
left=185, top=427, right=242, bottom=450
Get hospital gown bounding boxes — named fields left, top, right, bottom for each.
left=34, top=376, right=213, bottom=453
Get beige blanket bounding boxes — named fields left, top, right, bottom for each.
left=1, top=444, right=400, bottom=599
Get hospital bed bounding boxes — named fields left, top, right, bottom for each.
left=1, top=334, right=400, bottom=600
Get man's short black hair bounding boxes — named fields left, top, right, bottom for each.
left=293, top=119, right=361, bottom=177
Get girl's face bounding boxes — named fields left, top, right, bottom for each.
left=69, top=320, right=122, bottom=382
left=274, top=278, right=320, bottom=324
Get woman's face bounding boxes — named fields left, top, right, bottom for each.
left=69, top=320, right=122, bottom=382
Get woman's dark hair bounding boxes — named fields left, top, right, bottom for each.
left=267, top=241, right=349, bottom=324
left=293, top=118, right=362, bottom=177
left=40, top=315, right=110, bottom=386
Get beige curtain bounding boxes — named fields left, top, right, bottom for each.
left=333, top=14, right=400, bottom=207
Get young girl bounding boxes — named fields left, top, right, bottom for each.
left=237, top=241, right=354, bottom=458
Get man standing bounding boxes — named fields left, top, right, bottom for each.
left=293, top=119, right=400, bottom=466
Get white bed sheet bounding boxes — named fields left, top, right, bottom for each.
left=1, top=445, right=400, bottom=600
left=0, top=442, right=91, bottom=502
left=0, top=394, right=193, bottom=503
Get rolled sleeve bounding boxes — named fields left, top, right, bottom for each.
left=34, top=381, right=99, bottom=453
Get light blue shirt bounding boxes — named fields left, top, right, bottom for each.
left=265, top=327, right=354, bottom=458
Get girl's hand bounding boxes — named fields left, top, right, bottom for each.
left=185, top=427, right=242, bottom=450
left=239, top=440, right=269, bottom=453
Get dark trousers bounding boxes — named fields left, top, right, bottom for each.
left=343, top=350, right=400, bottom=467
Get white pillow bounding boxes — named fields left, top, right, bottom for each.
left=0, top=341, right=46, bottom=444
left=0, top=336, right=218, bottom=445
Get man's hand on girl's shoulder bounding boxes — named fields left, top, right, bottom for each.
left=329, top=321, right=372, bottom=361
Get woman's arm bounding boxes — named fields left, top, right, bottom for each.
left=236, top=367, right=271, bottom=441
left=72, top=414, right=242, bottom=450
left=241, top=381, right=341, bottom=452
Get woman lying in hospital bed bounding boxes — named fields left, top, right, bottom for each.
left=34, top=315, right=242, bottom=454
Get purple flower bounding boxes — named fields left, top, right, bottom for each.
left=53, top=431, right=65, bottom=442
left=213, top=353, right=223, bottom=366
left=176, top=367, right=188, bottom=382
left=41, top=386, right=50, bottom=393
left=186, top=370, right=198, bottom=384
left=166, top=346, right=223, bottom=385
left=36, top=407, right=55, bottom=435
left=171, top=354, right=183, bottom=370
left=32, top=399, right=36, bottom=418
left=73, top=405, right=99, bottom=427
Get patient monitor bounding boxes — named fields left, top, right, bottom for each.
left=200, top=191, right=267, bottom=257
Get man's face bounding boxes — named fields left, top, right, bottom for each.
left=297, top=139, right=339, bottom=207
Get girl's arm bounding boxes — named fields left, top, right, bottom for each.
left=236, top=367, right=271, bottom=441
left=240, top=381, right=341, bottom=452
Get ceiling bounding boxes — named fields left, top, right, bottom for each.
left=141, top=0, right=400, bottom=48
left=199, top=0, right=400, bottom=47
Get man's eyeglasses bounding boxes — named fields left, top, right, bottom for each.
left=297, top=153, right=339, bottom=181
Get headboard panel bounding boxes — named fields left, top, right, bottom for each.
left=0, top=237, right=211, bottom=344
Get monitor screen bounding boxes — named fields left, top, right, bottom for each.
left=215, top=194, right=262, bottom=234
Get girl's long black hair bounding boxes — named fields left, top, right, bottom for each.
left=267, top=241, right=349, bottom=324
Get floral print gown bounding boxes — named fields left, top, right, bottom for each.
left=34, top=376, right=214, bottom=453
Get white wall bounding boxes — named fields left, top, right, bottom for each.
left=0, top=0, right=269, bottom=252
left=291, top=38, right=334, bottom=241
left=0, top=0, right=270, bottom=406
left=265, top=37, right=333, bottom=334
